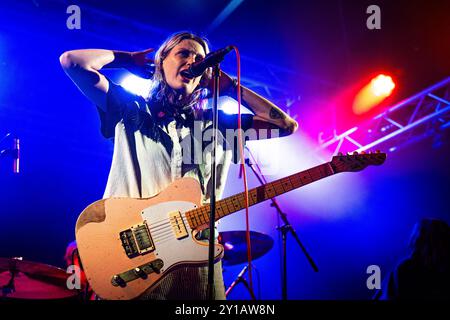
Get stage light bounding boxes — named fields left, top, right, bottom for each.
left=218, top=96, right=252, bottom=115
left=352, top=74, right=396, bottom=115
left=370, top=74, right=395, bottom=97
left=120, top=75, right=152, bottom=98
left=219, top=97, right=239, bottom=114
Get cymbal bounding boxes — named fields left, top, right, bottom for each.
left=0, top=257, right=77, bottom=299
left=219, top=231, right=274, bottom=266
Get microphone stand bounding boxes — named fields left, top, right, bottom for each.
left=0, top=134, right=19, bottom=174
left=243, top=147, right=319, bottom=300
left=207, top=64, right=221, bottom=300
left=225, top=264, right=256, bottom=300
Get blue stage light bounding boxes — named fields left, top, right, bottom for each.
left=120, top=75, right=152, bottom=98
left=219, top=96, right=252, bottom=115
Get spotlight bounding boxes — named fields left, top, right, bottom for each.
left=370, top=74, right=395, bottom=97
left=219, top=97, right=239, bottom=114
left=120, top=75, right=152, bottom=98
left=218, top=96, right=252, bottom=115
left=353, top=74, right=396, bottom=115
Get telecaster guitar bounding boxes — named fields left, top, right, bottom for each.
left=75, top=151, right=386, bottom=299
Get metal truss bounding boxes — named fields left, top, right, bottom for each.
left=317, top=77, right=450, bottom=154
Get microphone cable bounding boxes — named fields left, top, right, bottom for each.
left=230, top=45, right=254, bottom=295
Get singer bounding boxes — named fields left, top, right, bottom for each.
left=60, top=31, right=298, bottom=300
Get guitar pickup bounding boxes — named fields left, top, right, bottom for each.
left=120, top=222, right=155, bottom=258
left=169, top=211, right=188, bottom=239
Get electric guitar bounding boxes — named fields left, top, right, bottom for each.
left=75, top=151, right=386, bottom=299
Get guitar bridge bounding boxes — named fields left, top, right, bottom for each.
left=120, top=222, right=155, bottom=258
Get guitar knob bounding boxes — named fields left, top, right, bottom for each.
left=150, top=262, right=162, bottom=274
left=112, top=275, right=127, bottom=287
left=134, top=267, right=148, bottom=279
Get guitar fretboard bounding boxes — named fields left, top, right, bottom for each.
left=185, top=162, right=335, bottom=229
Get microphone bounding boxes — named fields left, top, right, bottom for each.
left=13, top=138, right=19, bottom=174
left=181, top=46, right=233, bottom=79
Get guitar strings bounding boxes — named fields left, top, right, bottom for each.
left=153, top=233, right=174, bottom=243
left=149, top=213, right=190, bottom=232
left=148, top=168, right=331, bottom=231
left=143, top=163, right=360, bottom=242
left=146, top=208, right=198, bottom=229
left=150, top=215, right=190, bottom=239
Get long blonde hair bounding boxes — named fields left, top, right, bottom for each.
left=149, top=31, right=211, bottom=114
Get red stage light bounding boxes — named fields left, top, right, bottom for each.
left=352, top=74, right=396, bottom=115
left=370, top=74, right=395, bottom=97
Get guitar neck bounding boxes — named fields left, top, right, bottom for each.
left=185, top=162, right=335, bottom=229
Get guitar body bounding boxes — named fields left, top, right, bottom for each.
left=75, top=177, right=223, bottom=300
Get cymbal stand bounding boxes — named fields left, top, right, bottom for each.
left=243, top=147, right=319, bottom=300
left=0, top=257, right=20, bottom=298
left=225, top=264, right=256, bottom=300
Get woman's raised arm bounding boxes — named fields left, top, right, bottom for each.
left=59, top=48, right=154, bottom=110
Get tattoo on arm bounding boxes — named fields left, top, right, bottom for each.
left=269, top=107, right=286, bottom=120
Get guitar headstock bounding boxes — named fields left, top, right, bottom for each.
left=331, top=151, right=386, bottom=173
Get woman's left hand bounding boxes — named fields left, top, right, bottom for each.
left=204, top=71, right=237, bottom=98
left=125, top=48, right=155, bottom=79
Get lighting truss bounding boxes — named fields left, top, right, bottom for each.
left=317, top=77, right=450, bottom=154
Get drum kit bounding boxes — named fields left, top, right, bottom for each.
left=0, top=231, right=274, bottom=300
left=0, top=257, right=77, bottom=300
